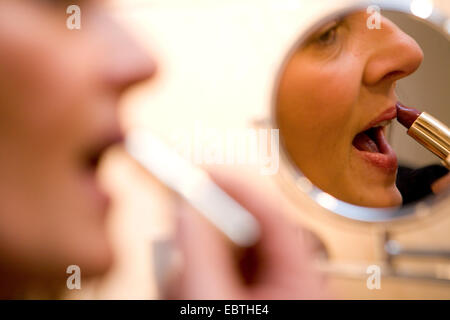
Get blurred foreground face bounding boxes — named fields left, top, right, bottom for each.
left=0, top=0, right=154, bottom=282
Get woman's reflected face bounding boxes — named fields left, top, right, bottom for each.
left=277, top=12, right=424, bottom=208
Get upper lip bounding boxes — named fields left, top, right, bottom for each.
left=360, top=106, right=397, bottom=132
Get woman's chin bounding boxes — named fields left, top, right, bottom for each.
left=312, top=173, right=403, bottom=208
left=77, top=237, right=115, bottom=278
left=53, top=232, right=115, bottom=279
left=350, top=185, right=403, bottom=208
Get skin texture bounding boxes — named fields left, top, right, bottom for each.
left=277, top=12, right=424, bottom=208
left=0, top=0, right=155, bottom=296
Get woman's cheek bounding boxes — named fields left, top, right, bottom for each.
left=300, top=62, right=361, bottom=138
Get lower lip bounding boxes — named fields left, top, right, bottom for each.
left=353, top=127, right=398, bottom=172
left=83, top=169, right=110, bottom=218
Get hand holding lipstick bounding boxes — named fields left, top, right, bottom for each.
left=165, top=167, right=327, bottom=299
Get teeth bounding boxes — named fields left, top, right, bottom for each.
left=374, top=119, right=393, bottom=128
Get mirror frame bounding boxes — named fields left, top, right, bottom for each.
left=270, top=0, right=450, bottom=226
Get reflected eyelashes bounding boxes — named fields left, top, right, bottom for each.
left=303, top=19, right=347, bottom=59
left=315, top=22, right=340, bottom=46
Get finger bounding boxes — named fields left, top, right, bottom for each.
left=432, top=173, right=450, bottom=194
left=168, top=197, right=244, bottom=299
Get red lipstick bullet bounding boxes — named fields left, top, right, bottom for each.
left=396, top=102, right=422, bottom=129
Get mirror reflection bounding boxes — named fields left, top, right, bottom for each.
left=276, top=10, right=450, bottom=209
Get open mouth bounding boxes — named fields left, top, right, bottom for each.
left=352, top=108, right=398, bottom=172
left=84, top=148, right=105, bottom=172
left=79, top=132, right=124, bottom=213
left=82, top=133, right=124, bottom=172
left=352, top=120, right=392, bottom=154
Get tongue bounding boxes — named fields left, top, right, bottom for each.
left=353, top=131, right=380, bottom=153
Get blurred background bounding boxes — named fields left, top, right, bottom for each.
left=66, top=0, right=450, bottom=299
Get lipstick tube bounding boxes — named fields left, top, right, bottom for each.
left=407, top=112, right=450, bottom=169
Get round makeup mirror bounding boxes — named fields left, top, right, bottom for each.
left=272, top=0, right=450, bottom=223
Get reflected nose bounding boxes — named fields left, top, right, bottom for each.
left=363, top=18, right=424, bottom=86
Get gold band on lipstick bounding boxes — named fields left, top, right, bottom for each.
left=408, top=112, right=450, bottom=169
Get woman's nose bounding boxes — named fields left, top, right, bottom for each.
left=101, top=25, right=157, bottom=92
left=363, top=18, right=424, bottom=86
left=111, top=46, right=157, bottom=92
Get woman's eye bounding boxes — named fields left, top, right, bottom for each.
left=316, top=26, right=339, bottom=46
